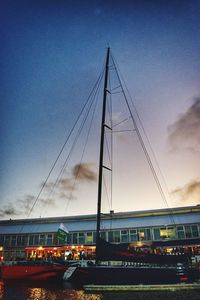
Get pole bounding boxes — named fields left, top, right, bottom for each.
left=96, top=47, right=110, bottom=264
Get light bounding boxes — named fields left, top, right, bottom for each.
left=37, top=246, right=44, bottom=251
left=136, top=241, right=143, bottom=247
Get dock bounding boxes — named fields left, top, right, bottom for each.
left=84, top=283, right=200, bottom=292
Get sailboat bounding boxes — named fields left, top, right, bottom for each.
left=63, top=47, right=196, bottom=285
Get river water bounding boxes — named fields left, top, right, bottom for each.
left=0, top=281, right=200, bottom=300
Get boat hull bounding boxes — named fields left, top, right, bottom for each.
left=67, top=265, right=192, bottom=285
left=1, top=264, right=68, bottom=281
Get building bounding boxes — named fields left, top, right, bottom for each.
left=0, top=205, right=200, bottom=261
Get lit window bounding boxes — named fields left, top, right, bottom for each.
left=85, top=232, right=93, bottom=244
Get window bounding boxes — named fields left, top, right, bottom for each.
left=138, top=228, right=151, bottom=241
left=191, top=225, right=199, bottom=237
left=166, top=227, right=176, bottom=239
left=153, top=228, right=160, bottom=240
left=78, top=233, right=85, bottom=244
left=39, top=234, right=45, bottom=245
left=130, top=229, right=138, bottom=242
left=17, top=235, right=26, bottom=246
left=29, top=235, right=39, bottom=246
left=4, top=236, right=10, bottom=246
left=113, top=231, right=120, bottom=242
left=159, top=227, right=176, bottom=240
left=11, top=236, right=17, bottom=246
left=29, top=235, right=34, bottom=246
left=185, top=225, right=199, bottom=238
left=66, top=233, right=72, bottom=244
left=34, top=235, right=39, bottom=245
left=177, top=226, right=185, bottom=239
left=108, top=231, right=120, bottom=242
left=121, top=230, right=129, bottom=243
left=47, top=234, right=53, bottom=245
left=185, top=226, right=192, bottom=238
left=72, top=233, right=78, bottom=244
left=85, top=232, right=93, bottom=244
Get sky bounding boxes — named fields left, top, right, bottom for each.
left=0, top=0, right=200, bottom=220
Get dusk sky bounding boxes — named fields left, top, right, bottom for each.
left=1, top=0, right=200, bottom=220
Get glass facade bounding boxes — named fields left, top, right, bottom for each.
left=0, top=224, right=199, bottom=248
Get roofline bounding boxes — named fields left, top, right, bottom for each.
left=0, top=205, right=200, bottom=226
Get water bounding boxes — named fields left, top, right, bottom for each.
left=0, top=281, right=199, bottom=300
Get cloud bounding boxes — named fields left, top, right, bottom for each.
left=58, top=178, right=75, bottom=190
left=0, top=196, right=39, bottom=218
left=0, top=162, right=97, bottom=218
left=72, top=163, right=97, bottom=181
left=172, top=179, right=200, bottom=204
left=18, top=194, right=35, bottom=212
left=0, top=203, right=20, bottom=218
left=43, top=162, right=97, bottom=201
left=168, top=97, right=200, bottom=152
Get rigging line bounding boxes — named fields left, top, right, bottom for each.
left=65, top=74, right=101, bottom=213
left=104, top=90, right=112, bottom=167
left=108, top=70, right=113, bottom=210
left=27, top=67, right=105, bottom=218
left=112, top=129, right=136, bottom=133
left=112, top=116, right=131, bottom=128
left=110, top=91, right=121, bottom=95
left=42, top=71, right=104, bottom=216
left=105, top=131, right=112, bottom=167
left=110, top=93, right=113, bottom=211
left=103, top=173, right=112, bottom=210
left=110, top=51, right=175, bottom=225
left=111, top=85, right=121, bottom=92
left=106, top=96, right=112, bottom=127
left=111, top=55, right=176, bottom=226
left=106, top=74, right=112, bottom=126
left=47, top=85, right=98, bottom=216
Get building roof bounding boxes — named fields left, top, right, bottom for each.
left=0, top=205, right=199, bottom=234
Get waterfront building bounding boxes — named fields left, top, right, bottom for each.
left=0, top=205, right=200, bottom=261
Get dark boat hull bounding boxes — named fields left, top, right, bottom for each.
left=1, top=264, right=68, bottom=281
left=68, top=265, right=191, bottom=285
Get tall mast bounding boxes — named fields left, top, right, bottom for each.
left=96, top=47, right=110, bottom=264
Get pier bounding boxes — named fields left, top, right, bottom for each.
left=84, top=283, right=200, bottom=292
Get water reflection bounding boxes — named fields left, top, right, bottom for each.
left=26, top=288, right=102, bottom=300
left=0, top=281, right=4, bottom=299
left=1, top=281, right=200, bottom=300
left=0, top=281, right=102, bottom=300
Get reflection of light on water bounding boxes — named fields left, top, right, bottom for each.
left=71, top=290, right=102, bottom=300
left=26, top=287, right=102, bottom=300
left=0, top=282, right=102, bottom=300
left=63, top=289, right=102, bottom=300
left=27, top=288, right=53, bottom=300
left=0, top=281, right=4, bottom=299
